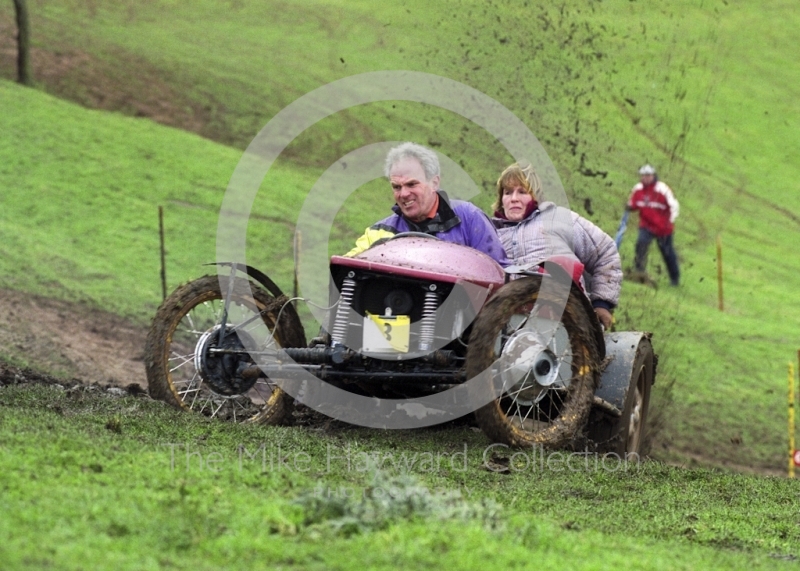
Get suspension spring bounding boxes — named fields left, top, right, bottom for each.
left=330, top=276, right=356, bottom=346
left=418, top=285, right=439, bottom=351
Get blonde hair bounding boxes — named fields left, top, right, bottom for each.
left=493, top=163, right=543, bottom=212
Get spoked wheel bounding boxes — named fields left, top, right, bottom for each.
left=144, top=275, right=305, bottom=424
left=588, top=337, right=654, bottom=456
left=467, top=275, right=601, bottom=448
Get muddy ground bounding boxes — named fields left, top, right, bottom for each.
left=0, top=288, right=148, bottom=388
left=0, top=287, right=353, bottom=431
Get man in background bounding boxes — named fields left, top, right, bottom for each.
left=626, top=164, right=680, bottom=286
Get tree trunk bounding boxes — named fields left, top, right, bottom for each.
left=13, top=0, right=32, bottom=86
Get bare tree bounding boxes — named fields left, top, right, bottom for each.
left=13, top=0, right=32, bottom=85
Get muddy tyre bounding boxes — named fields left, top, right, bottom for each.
left=588, top=338, right=653, bottom=456
left=145, top=275, right=305, bottom=424
left=467, top=275, right=601, bottom=448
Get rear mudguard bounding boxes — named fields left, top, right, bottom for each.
left=594, top=331, right=653, bottom=413
left=210, top=262, right=287, bottom=299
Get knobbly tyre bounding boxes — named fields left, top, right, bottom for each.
left=145, top=234, right=655, bottom=455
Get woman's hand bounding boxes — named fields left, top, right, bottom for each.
left=594, top=307, right=613, bottom=330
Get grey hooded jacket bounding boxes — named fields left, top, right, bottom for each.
left=493, top=202, right=622, bottom=309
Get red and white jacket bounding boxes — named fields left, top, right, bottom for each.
left=627, top=180, right=679, bottom=237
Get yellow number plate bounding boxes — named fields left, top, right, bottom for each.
left=362, top=313, right=410, bottom=353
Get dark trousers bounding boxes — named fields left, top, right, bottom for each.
left=635, top=228, right=680, bottom=285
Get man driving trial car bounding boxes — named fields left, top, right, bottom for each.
left=346, top=142, right=509, bottom=267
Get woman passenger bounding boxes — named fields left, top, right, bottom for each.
left=492, top=163, right=622, bottom=329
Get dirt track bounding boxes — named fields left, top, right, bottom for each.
left=0, top=289, right=147, bottom=388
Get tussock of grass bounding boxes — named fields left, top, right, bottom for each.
left=296, top=468, right=502, bottom=536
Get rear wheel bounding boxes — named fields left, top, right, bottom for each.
left=467, top=276, right=601, bottom=448
left=144, top=275, right=305, bottom=424
left=588, top=338, right=654, bottom=456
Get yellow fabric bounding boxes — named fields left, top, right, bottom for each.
left=345, top=227, right=396, bottom=257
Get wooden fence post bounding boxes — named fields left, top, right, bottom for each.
left=790, top=362, right=796, bottom=479
left=293, top=230, right=301, bottom=306
left=716, top=234, right=723, bottom=311
left=159, top=206, right=167, bottom=300
left=13, top=0, right=32, bottom=86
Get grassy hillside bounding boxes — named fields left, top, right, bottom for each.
left=0, top=80, right=298, bottom=318
left=2, top=0, right=799, bottom=473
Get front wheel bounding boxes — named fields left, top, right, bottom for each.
left=144, top=275, right=305, bottom=424
left=466, top=276, right=601, bottom=448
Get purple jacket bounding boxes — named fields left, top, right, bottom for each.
left=349, top=191, right=509, bottom=266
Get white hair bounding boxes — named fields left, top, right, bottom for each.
left=384, top=142, right=440, bottom=181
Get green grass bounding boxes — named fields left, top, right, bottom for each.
left=2, top=382, right=799, bottom=570
left=0, top=80, right=323, bottom=320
